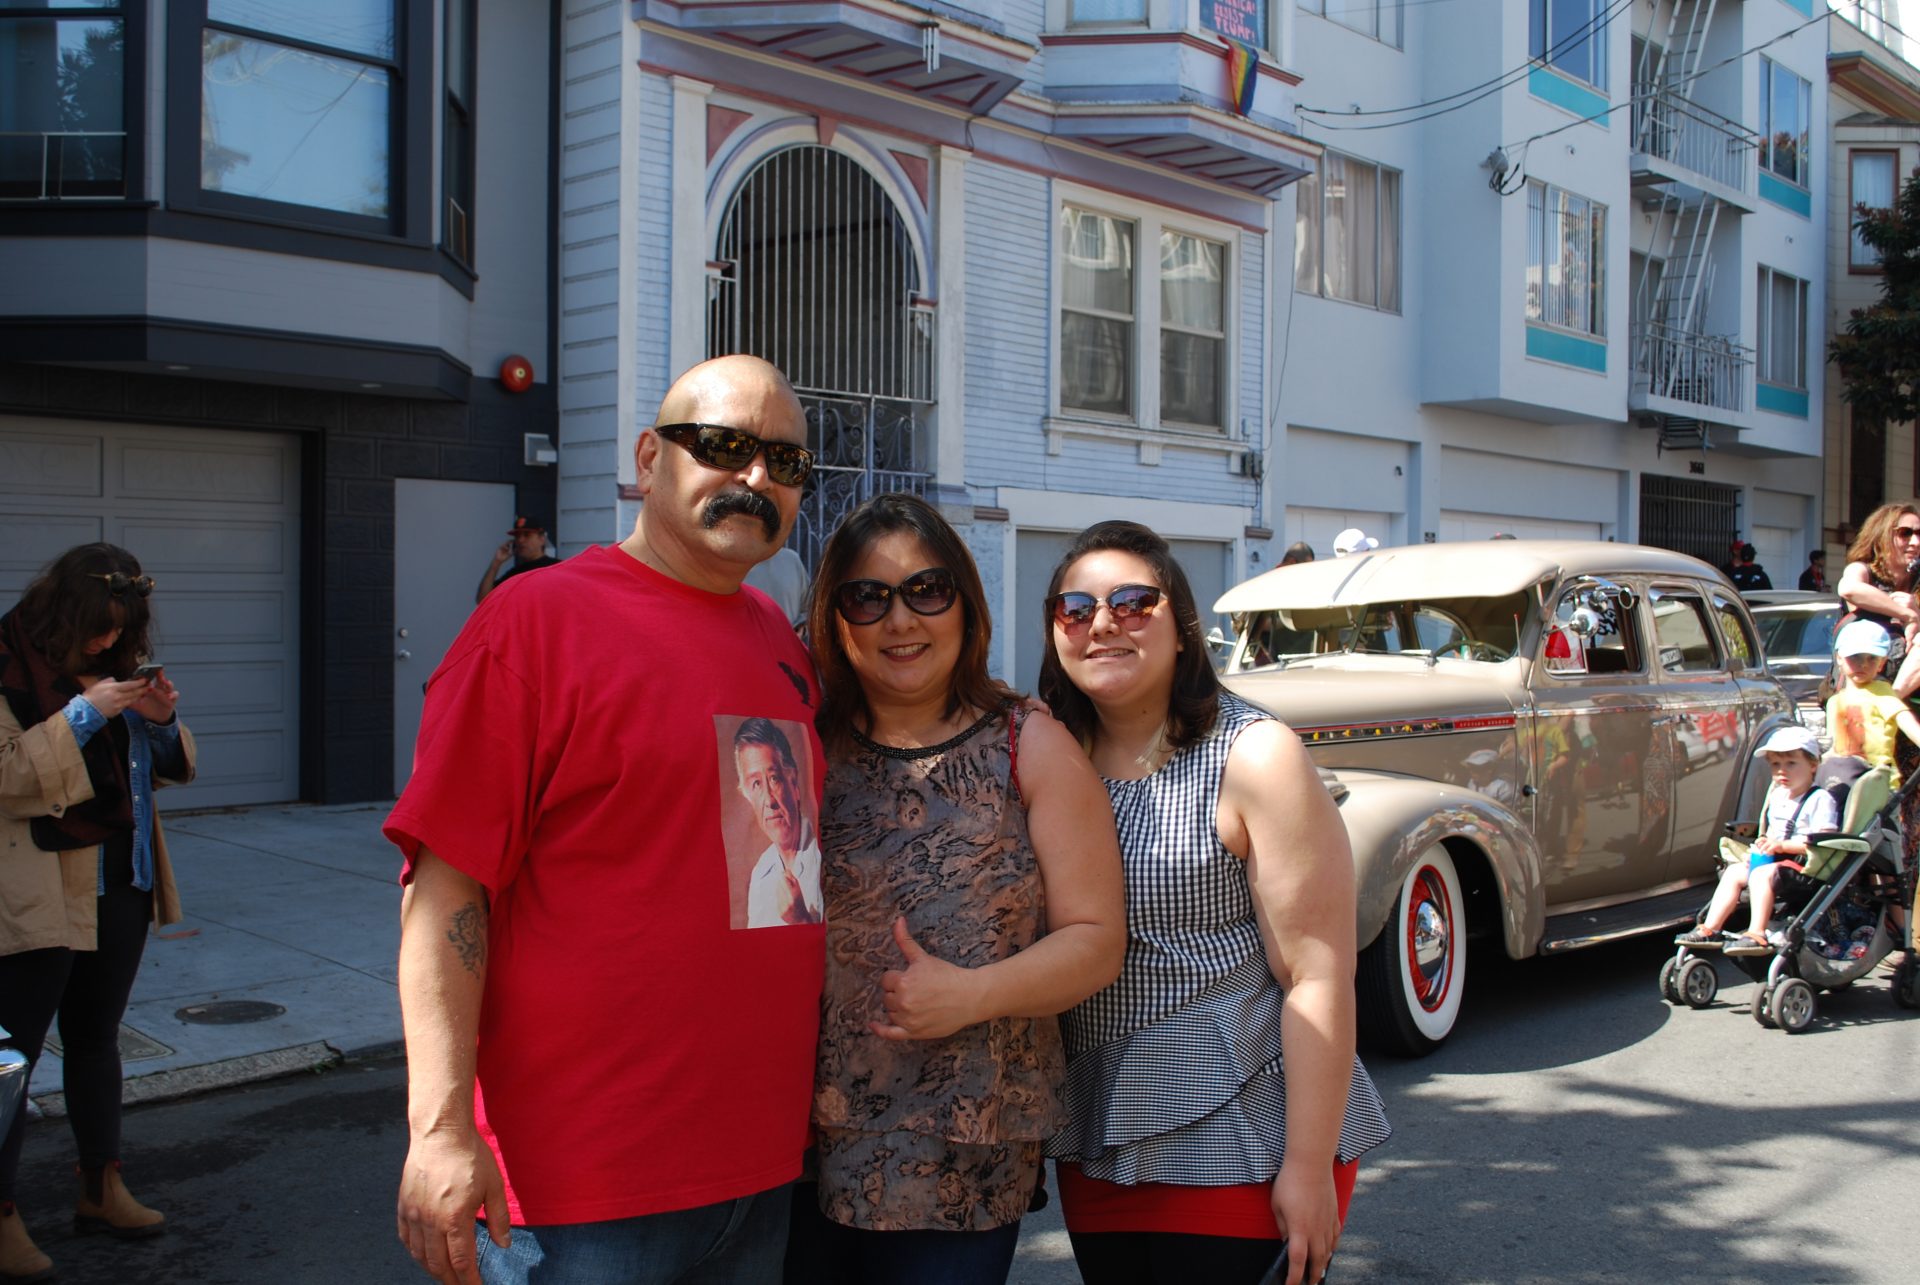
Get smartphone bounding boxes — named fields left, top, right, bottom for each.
left=132, top=663, right=163, bottom=681
left=1257, top=1241, right=1328, bottom=1285
left=1255, top=1241, right=1290, bottom=1285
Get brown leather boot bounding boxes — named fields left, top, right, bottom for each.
left=0, top=1203, right=54, bottom=1282
left=73, top=1162, right=165, bottom=1240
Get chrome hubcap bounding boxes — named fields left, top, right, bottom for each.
left=1407, top=867, right=1453, bottom=1012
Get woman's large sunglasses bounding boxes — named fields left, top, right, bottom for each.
left=90, top=572, right=156, bottom=598
left=1050, top=584, right=1163, bottom=630
left=654, top=422, right=815, bottom=487
left=833, top=567, right=959, bottom=625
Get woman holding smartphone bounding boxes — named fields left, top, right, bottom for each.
left=1040, top=521, right=1390, bottom=1285
left=0, top=543, right=194, bottom=1280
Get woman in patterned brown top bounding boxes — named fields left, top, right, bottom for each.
left=786, top=493, right=1124, bottom=1285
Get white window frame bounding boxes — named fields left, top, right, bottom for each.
left=1293, top=151, right=1402, bottom=312
left=1529, top=0, right=1607, bottom=91
left=1759, top=56, right=1812, bottom=190
left=1756, top=265, right=1807, bottom=392
left=1052, top=184, right=1240, bottom=438
left=1298, top=0, right=1402, bottom=49
left=1525, top=179, right=1607, bottom=339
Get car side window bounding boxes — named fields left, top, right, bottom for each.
left=1545, top=588, right=1642, bottom=676
left=1650, top=589, right=1723, bottom=672
left=1710, top=594, right=1758, bottom=670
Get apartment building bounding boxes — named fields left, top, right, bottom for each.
left=1281, top=0, right=1828, bottom=574
left=1824, top=10, right=1920, bottom=549
left=0, top=1, right=558, bottom=804
left=560, top=0, right=1325, bottom=690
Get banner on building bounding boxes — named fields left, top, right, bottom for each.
left=1221, top=36, right=1259, bottom=116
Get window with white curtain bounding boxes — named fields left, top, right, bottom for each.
left=1525, top=180, right=1606, bottom=337
left=1759, top=56, right=1812, bottom=188
left=1757, top=266, right=1807, bottom=390
left=1058, top=200, right=1234, bottom=431
left=1160, top=231, right=1227, bottom=428
left=1850, top=150, right=1897, bottom=269
left=1293, top=153, right=1401, bottom=312
left=1060, top=206, right=1136, bottom=417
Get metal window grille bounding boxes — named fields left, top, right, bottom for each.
left=708, top=144, right=935, bottom=570
left=1640, top=475, right=1741, bottom=567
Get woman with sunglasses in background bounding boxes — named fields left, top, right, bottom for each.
left=1837, top=503, right=1920, bottom=977
left=1838, top=501, right=1920, bottom=668
left=788, top=493, right=1124, bottom=1285
left=1038, top=521, right=1389, bottom=1285
left=0, top=544, right=194, bottom=1281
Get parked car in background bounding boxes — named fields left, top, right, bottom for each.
left=1745, top=591, right=1843, bottom=740
left=1217, top=542, right=1795, bottom=1055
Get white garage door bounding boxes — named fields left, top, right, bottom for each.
left=0, top=419, right=301, bottom=809
left=1286, top=507, right=1394, bottom=561
left=1438, top=510, right=1603, bottom=543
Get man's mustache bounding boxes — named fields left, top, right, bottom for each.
left=704, top=490, right=781, bottom=539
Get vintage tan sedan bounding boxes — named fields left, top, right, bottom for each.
left=1217, top=540, right=1797, bottom=1055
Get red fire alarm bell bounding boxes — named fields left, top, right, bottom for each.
left=500, top=355, right=534, bottom=393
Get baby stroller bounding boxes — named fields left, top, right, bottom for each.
left=1659, top=757, right=1920, bottom=1030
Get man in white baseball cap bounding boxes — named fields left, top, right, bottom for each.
left=1332, top=527, right=1378, bottom=557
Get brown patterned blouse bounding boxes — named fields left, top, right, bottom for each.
left=811, top=705, right=1067, bottom=1232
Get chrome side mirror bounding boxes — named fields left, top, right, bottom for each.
left=1567, top=607, right=1603, bottom=637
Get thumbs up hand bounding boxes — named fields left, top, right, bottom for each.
left=869, top=916, right=981, bottom=1042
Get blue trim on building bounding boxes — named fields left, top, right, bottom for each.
left=1776, top=0, right=1814, bottom=15
left=1756, top=382, right=1810, bottom=417
left=1528, top=67, right=1611, bottom=122
left=1758, top=171, right=1812, bottom=217
left=1526, top=324, right=1607, bottom=372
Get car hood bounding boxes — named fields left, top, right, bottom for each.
left=1223, top=659, right=1522, bottom=731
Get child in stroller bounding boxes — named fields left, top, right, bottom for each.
left=1661, top=750, right=1918, bottom=1027
left=1673, top=726, right=1836, bottom=953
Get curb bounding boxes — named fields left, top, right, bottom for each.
left=29, top=1040, right=398, bottom=1118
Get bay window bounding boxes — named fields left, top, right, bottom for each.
left=1757, top=266, right=1807, bottom=391
left=1058, top=201, right=1234, bottom=431
left=1760, top=56, right=1812, bottom=188
left=0, top=1, right=126, bottom=200
left=1526, top=180, right=1606, bottom=337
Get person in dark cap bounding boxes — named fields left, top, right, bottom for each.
left=475, top=517, right=559, bottom=605
left=1280, top=542, right=1315, bottom=566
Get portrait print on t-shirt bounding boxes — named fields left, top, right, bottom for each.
left=717, top=714, right=824, bottom=928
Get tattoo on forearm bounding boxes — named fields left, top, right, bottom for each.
left=447, top=902, right=486, bottom=977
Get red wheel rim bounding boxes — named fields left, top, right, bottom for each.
left=1405, top=864, right=1455, bottom=1013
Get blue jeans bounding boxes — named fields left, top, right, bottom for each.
left=784, top=1183, right=1022, bottom=1285
left=474, top=1182, right=791, bottom=1285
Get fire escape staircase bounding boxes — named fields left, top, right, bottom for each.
left=1629, top=0, right=1754, bottom=453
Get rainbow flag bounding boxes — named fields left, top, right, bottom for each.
left=1223, top=37, right=1258, bottom=116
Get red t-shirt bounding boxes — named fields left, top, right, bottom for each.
left=385, top=544, right=828, bottom=1226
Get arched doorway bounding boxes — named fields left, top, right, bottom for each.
left=708, top=144, right=935, bottom=567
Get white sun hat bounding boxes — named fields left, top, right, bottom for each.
left=1752, top=725, right=1820, bottom=759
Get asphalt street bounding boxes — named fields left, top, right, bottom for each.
left=12, top=933, right=1917, bottom=1285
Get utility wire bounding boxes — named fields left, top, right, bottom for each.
left=1301, top=0, right=1633, bottom=131
left=1299, top=0, right=1631, bottom=120
left=1496, top=6, right=1839, bottom=159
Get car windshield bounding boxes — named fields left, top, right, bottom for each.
left=1236, top=593, right=1530, bottom=669
left=1752, top=607, right=1837, bottom=662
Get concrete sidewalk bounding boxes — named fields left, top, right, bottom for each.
left=27, top=802, right=404, bottom=1113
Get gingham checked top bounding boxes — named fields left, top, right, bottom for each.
left=1047, top=693, right=1392, bottom=1185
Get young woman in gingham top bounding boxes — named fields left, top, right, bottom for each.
left=1039, top=521, right=1391, bottom=1285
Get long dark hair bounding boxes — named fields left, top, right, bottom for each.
left=1037, top=521, right=1220, bottom=752
left=807, top=493, right=1017, bottom=753
left=11, top=543, right=153, bottom=677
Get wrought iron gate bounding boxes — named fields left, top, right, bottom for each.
left=1640, top=474, right=1741, bottom=567
left=707, top=145, right=935, bottom=568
